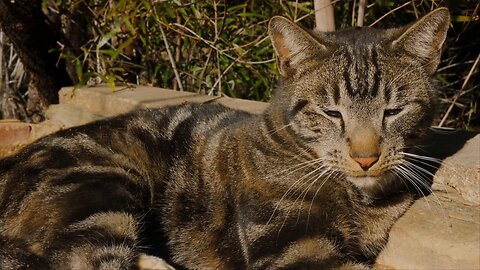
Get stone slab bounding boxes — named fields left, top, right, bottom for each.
left=376, top=134, right=480, bottom=269
left=214, top=96, right=268, bottom=114
left=45, top=104, right=104, bottom=129
left=142, top=95, right=268, bottom=114
left=0, top=119, right=31, bottom=157
left=376, top=188, right=480, bottom=269
left=0, top=119, right=31, bottom=147
left=60, top=86, right=138, bottom=116
left=433, top=134, right=480, bottom=204
left=59, top=85, right=269, bottom=116
left=29, top=120, right=65, bottom=141
left=142, top=94, right=220, bottom=108
left=0, top=119, right=64, bottom=158
left=60, top=85, right=197, bottom=117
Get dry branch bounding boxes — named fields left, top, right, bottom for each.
left=314, top=0, right=335, bottom=31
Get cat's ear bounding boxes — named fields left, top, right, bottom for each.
left=391, top=7, right=450, bottom=74
left=269, top=16, right=326, bottom=76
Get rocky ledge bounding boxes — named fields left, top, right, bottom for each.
left=376, top=133, right=479, bottom=269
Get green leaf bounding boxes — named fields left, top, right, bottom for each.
left=97, top=30, right=119, bottom=49
left=75, top=59, right=83, bottom=81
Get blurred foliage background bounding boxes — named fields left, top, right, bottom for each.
left=0, top=0, right=478, bottom=129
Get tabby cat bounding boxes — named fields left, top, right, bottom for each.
left=0, top=8, right=449, bottom=270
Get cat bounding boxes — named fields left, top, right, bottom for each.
left=0, top=8, right=450, bottom=270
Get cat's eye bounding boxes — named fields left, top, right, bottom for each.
left=384, top=108, right=403, bottom=117
left=324, top=110, right=342, bottom=118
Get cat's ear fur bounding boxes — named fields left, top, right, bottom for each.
left=392, top=7, right=450, bottom=74
left=268, top=16, right=327, bottom=76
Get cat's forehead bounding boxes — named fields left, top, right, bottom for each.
left=329, top=31, right=416, bottom=101
left=292, top=27, right=430, bottom=106
left=321, top=27, right=394, bottom=47
left=311, top=27, right=400, bottom=64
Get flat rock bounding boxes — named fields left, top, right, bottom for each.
left=45, top=104, right=104, bottom=128
left=0, top=119, right=64, bottom=158
left=376, top=134, right=480, bottom=269
left=376, top=189, right=480, bottom=269
left=60, top=86, right=141, bottom=116
left=59, top=85, right=268, bottom=116
left=0, top=119, right=30, bottom=147
left=433, top=134, right=480, bottom=204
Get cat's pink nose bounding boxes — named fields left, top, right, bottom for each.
left=352, top=156, right=379, bottom=170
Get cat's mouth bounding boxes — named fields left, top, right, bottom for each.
left=346, top=170, right=406, bottom=198
left=339, top=162, right=387, bottom=190
left=348, top=169, right=383, bottom=178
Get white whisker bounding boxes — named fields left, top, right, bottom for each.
left=395, top=165, right=431, bottom=208
left=267, top=161, right=327, bottom=225
left=403, top=161, right=446, bottom=213
left=306, top=170, right=338, bottom=230
left=400, top=152, right=442, bottom=163
left=275, top=164, right=332, bottom=235
left=295, top=166, right=332, bottom=224
left=267, top=123, right=294, bottom=135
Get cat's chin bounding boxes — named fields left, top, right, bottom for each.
left=346, top=172, right=402, bottom=199
left=346, top=175, right=390, bottom=199
left=346, top=176, right=379, bottom=191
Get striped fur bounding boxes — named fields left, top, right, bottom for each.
left=0, top=8, right=449, bottom=270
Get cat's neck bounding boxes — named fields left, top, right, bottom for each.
left=221, top=109, right=318, bottom=185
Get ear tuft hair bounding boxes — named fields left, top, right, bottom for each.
left=391, top=8, right=450, bottom=74
left=268, top=16, right=326, bottom=76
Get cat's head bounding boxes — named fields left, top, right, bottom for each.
left=267, top=8, right=450, bottom=197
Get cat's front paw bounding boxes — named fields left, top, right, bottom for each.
left=138, top=254, right=176, bottom=270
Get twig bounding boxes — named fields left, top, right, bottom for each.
left=183, top=70, right=207, bottom=85
left=294, top=0, right=299, bottom=21
left=172, top=23, right=273, bottom=65
left=159, top=23, right=184, bottom=91
left=357, top=0, right=366, bottom=27
left=351, top=0, right=357, bottom=26
left=209, top=47, right=252, bottom=95
left=295, top=0, right=341, bottom=23
left=437, top=60, right=475, bottom=72
left=154, top=7, right=184, bottom=91
left=438, top=52, right=480, bottom=127
left=411, top=1, right=420, bottom=19
left=369, top=1, right=411, bottom=27
left=312, top=0, right=335, bottom=31
left=173, top=14, right=182, bottom=91
left=214, top=0, right=221, bottom=96
left=219, top=35, right=266, bottom=52
left=197, top=48, right=213, bottom=94
left=209, top=56, right=240, bottom=95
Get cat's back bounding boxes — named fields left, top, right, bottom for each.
left=0, top=103, right=251, bottom=213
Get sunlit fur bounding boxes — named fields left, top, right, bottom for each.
left=0, top=9, right=449, bottom=270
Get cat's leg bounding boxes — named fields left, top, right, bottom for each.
left=1, top=148, right=174, bottom=269
left=251, top=237, right=370, bottom=270
left=45, top=211, right=174, bottom=270
left=0, top=237, right=49, bottom=270
left=43, top=211, right=142, bottom=269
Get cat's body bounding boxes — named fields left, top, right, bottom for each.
left=0, top=8, right=449, bottom=270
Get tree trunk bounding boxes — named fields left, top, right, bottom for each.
left=0, top=0, right=72, bottom=122
left=314, top=0, right=335, bottom=32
